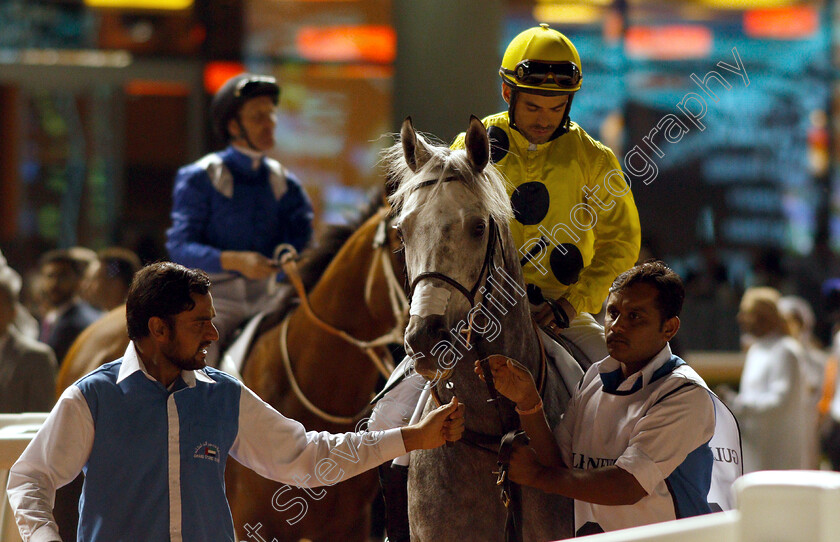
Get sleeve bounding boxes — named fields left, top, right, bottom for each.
left=281, top=172, right=315, bottom=254
left=368, top=374, right=426, bottom=431
left=564, top=147, right=641, bottom=315
left=451, top=132, right=466, bottom=150
left=615, top=384, right=715, bottom=495
left=6, top=386, right=95, bottom=542
left=230, top=384, right=406, bottom=488
left=165, top=165, right=223, bottom=273
left=21, top=349, right=57, bottom=413
left=735, top=345, right=800, bottom=414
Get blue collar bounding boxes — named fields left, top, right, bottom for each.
left=598, top=344, right=684, bottom=395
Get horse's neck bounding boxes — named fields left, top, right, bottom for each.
left=302, top=213, right=398, bottom=339
left=442, top=251, right=542, bottom=435
left=273, top=211, right=397, bottom=420
left=493, top=229, right=541, bottom=368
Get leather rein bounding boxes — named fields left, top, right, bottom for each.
left=274, top=210, right=409, bottom=424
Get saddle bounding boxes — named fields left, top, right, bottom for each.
left=536, top=326, right=587, bottom=400
left=217, top=284, right=299, bottom=380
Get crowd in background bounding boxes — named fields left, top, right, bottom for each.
left=0, top=246, right=140, bottom=414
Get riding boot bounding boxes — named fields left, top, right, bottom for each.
left=378, top=461, right=410, bottom=542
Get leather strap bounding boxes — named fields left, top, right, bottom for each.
left=497, top=430, right=530, bottom=542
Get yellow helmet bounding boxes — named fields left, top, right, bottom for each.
left=500, top=24, right=582, bottom=95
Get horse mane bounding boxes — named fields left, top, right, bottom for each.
left=382, top=131, right=513, bottom=225
left=297, top=189, right=386, bottom=291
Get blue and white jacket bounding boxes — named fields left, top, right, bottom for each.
left=6, top=343, right=405, bottom=542
left=166, top=146, right=314, bottom=274
left=554, top=345, right=723, bottom=535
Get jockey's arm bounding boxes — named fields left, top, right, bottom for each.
left=563, top=155, right=641, bottom=317
left=220, top=250, right=279, bottom=280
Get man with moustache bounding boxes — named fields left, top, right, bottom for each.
left=6, top=262, right=464, bottom=542
left=452, top=23, right=640, bottom=362
left=477, top=262, right=723, bottom=535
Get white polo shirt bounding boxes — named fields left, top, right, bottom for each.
left=554, top=344, right=716, bottom=535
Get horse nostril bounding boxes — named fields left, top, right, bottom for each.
left=405, top=315, right=450, bottom=355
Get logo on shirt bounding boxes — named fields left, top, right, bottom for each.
left=711, top=446, right=739, bottom=465
left=194, top=441, right=221, bottom=463
left=571, top=453, right=617, bottom=470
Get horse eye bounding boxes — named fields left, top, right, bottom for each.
left=395, top=227, right=404, bottom=242
left=473, top=222, right=486, bottom=238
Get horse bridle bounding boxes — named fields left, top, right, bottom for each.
left=405, top=177, right=505, bottom=339
left=405, top=175, right=530, bottom=542
left=275, top=209, right=409, bottom=424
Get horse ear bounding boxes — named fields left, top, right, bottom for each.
left=401, top=116, right=431, bottom=172
left=465, top=115, right=489, bottom=173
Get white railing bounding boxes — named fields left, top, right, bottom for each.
left=0, top=414, right=48, bottom=542
left=3, top=413, right=839, bottom=542
left=576, top=470, right=840, bottom=542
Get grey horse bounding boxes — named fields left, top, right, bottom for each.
left=383, top=116, right=580, bottom=541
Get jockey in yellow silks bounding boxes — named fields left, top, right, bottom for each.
left=453, top=24, right=640, bottom=360
left=371, top=26, right=642, bottom=540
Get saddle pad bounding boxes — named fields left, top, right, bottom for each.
left=538, top=328, right=585, bottom=397
left=219, top=311, right=267, bottom=382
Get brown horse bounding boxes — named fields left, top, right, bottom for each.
left=227, top=203, right=408, bottom=541
left=57, top=306, right=128, bottom=392
left=57, top=199, right=407, bottom=541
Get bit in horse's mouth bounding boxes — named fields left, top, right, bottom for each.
left=415, top=366, right=454, bottom=383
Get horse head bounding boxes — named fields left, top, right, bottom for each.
left=386, top=116, right=531, bottom=386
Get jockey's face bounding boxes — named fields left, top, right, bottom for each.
left=229, top=95, right=277, bottom=152
left=604, top=282, right=679, bottom=377
left=504, top=86, right=568, bottom=145
left=160, top=292, right=219, bottom=371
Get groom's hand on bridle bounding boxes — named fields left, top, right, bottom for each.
left=474, top=356, right=540, bottom=411
left=508, top=443, right=544, bottom=486
left=400, top=397, right=465, bottom=451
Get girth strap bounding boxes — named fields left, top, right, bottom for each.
left=496, top=430, right=529, bottom=542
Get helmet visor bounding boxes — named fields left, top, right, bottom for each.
left=504, top=60, right=581, bottom=90
left=235, top=76, right=278, bottom=98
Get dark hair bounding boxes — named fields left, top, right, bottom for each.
left=126, top=262, right=211, bottom=341
left=610, top=260, right=685, bottom=321
left=97, top=247, right=142, bottom=287
left=39, top=249, right=88, bottom=278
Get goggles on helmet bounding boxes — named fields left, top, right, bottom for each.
left=503, top=60, right=581, bottom=90
left=235, top=76, right=278, bottom=98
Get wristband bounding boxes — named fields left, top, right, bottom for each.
left=515, top=398, right=543, bottom=416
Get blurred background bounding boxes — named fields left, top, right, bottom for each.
left=0, top=0, right=836, bottom=353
